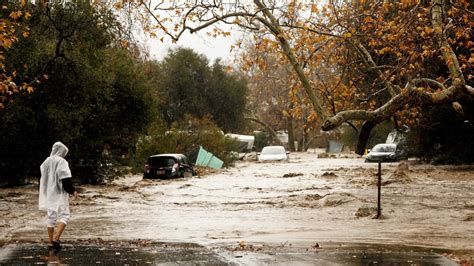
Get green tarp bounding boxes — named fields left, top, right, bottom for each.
left=326, top=140, right=344, bottom=153
left=195, top=146, right=224, bottom=169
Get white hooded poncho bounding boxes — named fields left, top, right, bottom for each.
left=39, top=142, right=72, bottom=211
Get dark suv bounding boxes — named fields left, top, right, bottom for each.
left=144, top=154, right=195, bottom=179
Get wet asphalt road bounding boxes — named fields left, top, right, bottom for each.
left=0, top=242, right=458, bottom=265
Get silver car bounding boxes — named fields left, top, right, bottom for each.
left=365, top=143, right=407, bottom=162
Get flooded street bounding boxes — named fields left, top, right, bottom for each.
left=1, top=151, right=473, bottom=264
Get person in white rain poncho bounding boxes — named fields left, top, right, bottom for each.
left=39, top=141, right=78, bottom=250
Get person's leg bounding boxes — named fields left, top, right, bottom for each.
left=53, top=206, right=70, bottom=242
left=46, top=209, right=57, bottom=244
left=48, top=227, right=54, bottom=243
left=53, top=222, right=66, bottom=242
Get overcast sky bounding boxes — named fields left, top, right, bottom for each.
left=146, top=27, right=240, bottom=64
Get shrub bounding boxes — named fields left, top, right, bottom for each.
left=132, top=116, right=240, bottom=172
left=253, top=131, right=269, bottom=152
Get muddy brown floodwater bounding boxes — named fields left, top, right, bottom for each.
left=1, top=151, right=473, bottom=264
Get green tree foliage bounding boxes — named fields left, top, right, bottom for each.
left=155, top=48, right=248, bottom=133
left=0, top=3, right=154, bottom=185
left=253, top=131, right=269, bottom=152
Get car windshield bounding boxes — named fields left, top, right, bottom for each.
left=179, top=157, right=189, bottom=164
left=372, top=144, right=396, bottom=153
left=148, top=157, right=177, bottom=167
left=261, top=146, right=285, bottom=155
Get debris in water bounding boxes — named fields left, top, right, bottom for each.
left=195, top=146, right=224, bottom=169
left=305, top=194, right=323, bottom=201
left=282, top=172, right=303, bottom=178
left=321, top=193, right=354, bottom=207
left=226, top=241, right=263, bottom=252
left=463, top=214, right=474, bottom=221
left=321, top=172, right=337, bottom=177
left=382, top=162, right=412, bottom=185
left=355, top=206, right=378, bottom=218
left=178, top=184, right=192, bottom=189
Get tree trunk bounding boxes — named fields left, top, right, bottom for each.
left=287, top=116, right=295, bottom=151
left=254, top=0, right=327, bottom=122
left=245, top=117, right=280, bottom=144
left=356, top=121, right=377, bottom=155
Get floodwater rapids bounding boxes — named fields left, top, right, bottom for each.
left=1, top=151, right=473, bottom=264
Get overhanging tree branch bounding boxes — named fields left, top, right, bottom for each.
left=432, top=0, right=465, bottom=88
left=412, top=78, right=447, bottom=90
left=322, top=82, right=466, bottom=131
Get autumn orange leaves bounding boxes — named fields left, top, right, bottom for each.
left=1, top=2, right=32, bottom=109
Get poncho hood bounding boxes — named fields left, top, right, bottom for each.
left=51, top=141, right=68, bottom=158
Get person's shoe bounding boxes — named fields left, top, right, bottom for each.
left=51, top=240, right=61, bottom=252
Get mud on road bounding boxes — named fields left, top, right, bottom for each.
left=1, top=151, right=473, bottom=264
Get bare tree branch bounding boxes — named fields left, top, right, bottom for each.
left=412, top=78, right=447, bottom=90
left=432, top=0, right=465, bottom=87
left=466, top=85, right=474, bottom=96
left=357, top=87, right=389, bottom=103
left=245, top=116, right=278, bottom=140
left=188, top=12, right=266, bottom=34
left=322, top=82, right=465, bottom=131
left=350, top=40, right=400, bottom=97
left=368, top=65, right=396, bottom=71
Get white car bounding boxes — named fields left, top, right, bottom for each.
left=258, top=146, right=289, bottom=161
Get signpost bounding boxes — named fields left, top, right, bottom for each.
left=377, top=161, right=382, bottom=218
